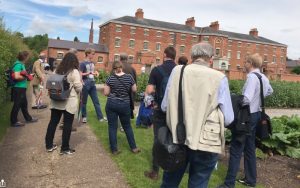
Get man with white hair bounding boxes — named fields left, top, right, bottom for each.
left=160, top=42, right=234, bottom=187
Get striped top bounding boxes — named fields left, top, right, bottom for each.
left=106, top=74, right=135, bottom=103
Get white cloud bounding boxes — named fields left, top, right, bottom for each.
left=69, top=6, right=90, bottom=17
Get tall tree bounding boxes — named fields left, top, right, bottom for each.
left=74, top=36, right=79, bottom=42
left=57, top=36, right=60, bottom=40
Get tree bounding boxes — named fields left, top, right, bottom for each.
left=23, top=34, right=48, bottom=54
left=57, top=36, right=60, bottom=40
left=74, top=36, right=79, bottom=42
left=291, top=66, right=300, bottom=75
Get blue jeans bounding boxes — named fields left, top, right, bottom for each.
left=105, top=98, right=137, bottom=152
left=81, top=80, right=104, bottom=120
left=224, top=112, right=261, bottom=187
left=161, top=148, right=219, bottom=188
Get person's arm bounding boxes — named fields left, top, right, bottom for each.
left=13, top=64, right=25, bottom=80
left=218, top=77, right=234, bottom=126
left=103, top=84, right=110, bottom=96
left=131, top=84, right=137, bottom=93
left=145, top=68, right=157, bottom=95
left=79, top=62, right=89, bottom=76
left=129, top=75, right=137, bottom=93
left=265, top=80, right=273, bottom=97
left=71, top=69, right=83, bottom=93
left=242, top=75, right=258, bottom=105
left=161, top=68, right=176, bottom=112
left=34, top=61, right=44, bottom=82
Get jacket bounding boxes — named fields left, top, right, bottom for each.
left=32, top=59, right=45, bottom=86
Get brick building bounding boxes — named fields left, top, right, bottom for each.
left=99, top=9, right=287, bottom=74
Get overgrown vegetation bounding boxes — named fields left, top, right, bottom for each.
left=291, top=66, right=300, bottom=75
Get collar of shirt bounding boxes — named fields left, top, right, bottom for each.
left=249, top=68, right=260, bottom=74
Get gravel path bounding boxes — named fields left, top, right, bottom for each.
left=266, top=108, right=300, bottom=118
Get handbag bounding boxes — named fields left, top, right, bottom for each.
left=153, top=65, right=187, bottom=172
left=253, top=72, right=272, bottom=140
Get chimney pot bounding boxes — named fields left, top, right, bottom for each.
left=249, top=28, right=258, bottom=37
left=135, top=8, right=144, bottom=19
left=185, top=17, right=195, bottom=28
left=209, top=21, right=219, bottom=30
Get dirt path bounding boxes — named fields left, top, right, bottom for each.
left=0, top=86, right=129, bottom=188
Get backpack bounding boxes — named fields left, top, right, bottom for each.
left=4, top=63, right=19, bottom=88
left=156, top=67, right=169, bottom=107
left=46, top=72, right=73, bottom=101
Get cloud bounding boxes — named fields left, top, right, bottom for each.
left=69, top=6, right=90, bottom=17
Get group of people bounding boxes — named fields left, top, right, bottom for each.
left=10, top=41, right=273, bottom=187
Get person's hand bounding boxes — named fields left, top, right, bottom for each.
left=20, top=70, right=28, bottom=76
left=27, top=74, right=33, bottom=81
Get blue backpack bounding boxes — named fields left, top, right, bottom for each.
left=4, top=63, right=19, bottom=88
left=156, top=67, right=169, bottom=107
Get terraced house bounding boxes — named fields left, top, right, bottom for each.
left=99, top=8, right=287, bottom=74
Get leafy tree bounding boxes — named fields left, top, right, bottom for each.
left=291, top=66, right=300, bottom=75
left=57, top=36, right=60, bottom=40
left=23, top=34, right=48, bottom=54
left=74, top=36, right=79, bottom=42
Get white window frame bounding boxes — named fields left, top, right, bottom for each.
left=273, top=47, right=277, bottom=53
left=169, top=43, right=174, bottom=47
left=156, top=42, right=161, bottom=51
left=116, top=25, right=122, bottom=32
left=280, top=56, right=284, bottom=64
left=227, top=50, right=231, bottom=59
left=203, top=36, right=209, bottom=42
left=273, top=55, right=276, bottom=63
left=115, top=37, right=121, bottom=47
left=180, top=45, right=185, bottom=54
left=97, top=56, right=103, bottom=63
left=144, top=29, right=149, bottom=36
left=129, top=39, right=135, bottom=48
left=192, top=36, right=197, bottom=43
left=130, top=27, right=136, bottom=34
left=57, top=51, right=64, bottom=59
left=215, top=48, right=221, bottom=57
left=247, top=43, right=251, bottom=48
left=237, top=51, right=241, bottom=60
left=169, top=32, right=175, bottom=39
left=156, top=31, right=162, bottom=37
left=156, top=57, right=160, bottom=63
left=143, top=40, right=149, bottom=50
left=128, top=55, right=134, bottom=63
left=181, top=34, right=186, bottom=40
left=264, top=54, right=268, bottom=62
left=228, top=40, right=232, bottom=46
left=114, top=54, right=120, bottom=61
left=238, top=42, right=242, bottom=47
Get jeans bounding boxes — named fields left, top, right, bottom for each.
left=105, top=98, right=137, bottom=152
left=224, top=112, right=261, bottom=187
left=161, top=148, right=219, bottom=188
left=10, top=87, right=32, bottom=124
left=45, top=109, right=74, bottom=151
left=81, top=80, right=104, bottom=119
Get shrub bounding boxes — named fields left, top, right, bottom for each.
left=136, top=73, right=149, bottom=101
left=95, top=69, right=110, bottom=84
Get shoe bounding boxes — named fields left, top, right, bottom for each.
left=144, top=170, right=158, bottom=180
left=237, top=178, right=255, bottom=187
left=112, top=150, right=121, bottom=155
left=37, top=104, right=47, bottom=109
left=131, top=148, right=141, bottom=154
left=82, top=117, right=87, bottom=123
left=99, top=117, right=108, bottom=122
left=59, top=125, right=63, bottom=130
left=46, top=144, right=57, bottom=152
left=26, top=117, right=38, bottom=123
left=60, top=149, right=75, bottom=155
left=120, top=126, right=124, bottom=132
left=11, top=121, right=25, bottom=127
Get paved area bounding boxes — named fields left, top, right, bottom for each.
left=266, top=108, right=300, bottom=118
left=0, top=86, right=129, bottom=188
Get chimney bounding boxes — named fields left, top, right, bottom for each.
left=135, top=8, right=144, bottom=19
left=89, top=18, right=94, bottom=43
left=249, top=28, right=258, bottom=37
left=185, top=17, right=195, bottom=28
left=209, top=21, right=219, bottom=30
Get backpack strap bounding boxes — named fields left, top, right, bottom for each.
left=157, top=66, right=168, bottom=78
left=253, top=72, right=265, bottom=114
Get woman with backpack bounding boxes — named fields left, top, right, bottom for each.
left=104, top=61, right=140, bottom=155
left=45, top=52, right=82, bottom=155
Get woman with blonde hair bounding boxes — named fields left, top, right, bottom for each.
left=104, top=61, right=140, bottom=155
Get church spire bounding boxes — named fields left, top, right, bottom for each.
left=89, top=18, right=94, bottom=43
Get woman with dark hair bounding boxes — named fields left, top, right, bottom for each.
left=10, top=51, right=37, bottom=127
left=104, top=61, right=140, bottom=155
left=178, top=56, right=188, bottom=65
left=45, top=52, right=82, bottom=155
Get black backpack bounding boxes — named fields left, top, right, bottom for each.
left=156, top=66, right=169, bottom=107
left=46, top=72, right=73, bottom=101
left=4, top=63, right=19, bottom=88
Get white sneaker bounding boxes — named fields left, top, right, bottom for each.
left=99, top=117, right=108, bottom=122
left=82, top=117, right=87, bottom=123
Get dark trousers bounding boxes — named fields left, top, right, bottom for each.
left=105, top=98, right=137, bottom=152
left=151, top=109, right=166, bottom=172
left=161, top=149, right=218, bottom=188
left=10, top=87, right=32, bottom=124
left=224, top=112, right=261, bottom=187
left=45, top=109, right=74, bottom=151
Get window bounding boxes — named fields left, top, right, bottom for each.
left=238, top=42, right=242, bottom=47
left=281, top=48, right=285, bottom=53
left=157, top=31, right=162, bottom=37
left=170, top=32, right=175, bottom=39
left=143, top=41, right=149, bottom=50
left=264, top=55, right=268, bottom=62
left=169, top=43, right=174, bottom=47
left=227, top=50, right=231, bottom=59
left=156, top=58, right=160, bottom=64
left=281, top=56, right=284, bottom=64
left=203, top=36, right=209, bottom=42
left=180, top=45, right=185, bottom=54
left=264, top=45, right=268, bottom=52
left=228, top=40, right=232, bottom=46
left=116, top=25, right=122, bottom=32
left=181, top=34, right=186, bottom=40
left=247, top=43, right=251, bottom=48
left=114, top=54, right=120, bottom=61
left=97, top=56, right=103, bottom=63
left=256, top=44, right=260, bottom=51
left=221, top=62, right=227, bottom=70
left=57, top=52, right=64, bottom=59
left=215, top=48, right=220, bottom=57
left=130, top=27, right=136, bottom=34
left=273, top=47, right=277, bottom=53
left=129, top=39, right=135, bottom=48
left=144, top=29, right=149, bottom=36
left=156, top=43, right=161, bottom=51
left=216, top=39, right=221, bottom=44
left=115, top=37, right=121, bottom=47
left=273, top=56, right=276, bottom=63
left=192, top=36, right=197, bottom=43
left=128, top=55, right=134, bottom=63
left=237, top=51, right=241, bottom=59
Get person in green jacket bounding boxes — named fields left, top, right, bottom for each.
left=10, top=51, right=38, bottom=127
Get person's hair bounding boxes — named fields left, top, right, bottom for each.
left=39, top=52, right=46, bottom=59
left=246, top=53, right=263, bottom=68
left=85, top=48, right=95, bottom=57
left=191, top=43, right=214, bottom=61
left=56, top=52, right=79, bottom=75
left=178, top=56, right=188, bottom=65
left=68, top=48, right=78, bottom=54
left=164, top=46, right=176, bottom=60
left=120, top=53, right=128, bottom=62
left=17, top=51, right=29, bottom=61
left=112, top=61, right=123, bottom=74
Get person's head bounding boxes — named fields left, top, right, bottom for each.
left=17, top=51, right=29, bottom=62
left=191, top=43, right=214, bottom=62
left=244, top=53, right=263, bottom=73
left=112, top=61, right=123, bottom=74
left=39, top=52, right=46, bottom=60
left=178, top=56, right=188, bottom=65
left=56, top=52, right=79, bottom=75
left=85, top=48, right=95, bottom=60
left=68, top=48, right=78, bottom=54
left=120, top=53, right=128, bottom=63
left=163, top=46, right=176, bottom=60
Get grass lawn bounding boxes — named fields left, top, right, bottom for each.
left=0, top=102, right=12, bottom=142
left=87, top=94, right=263, bottom=188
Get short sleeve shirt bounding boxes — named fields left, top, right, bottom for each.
left=79, top=61, right=95, bottom=81
left=13, top=60, right=27, bottom=88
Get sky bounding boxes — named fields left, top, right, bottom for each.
left=1, top=0, right=299, bottom=59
